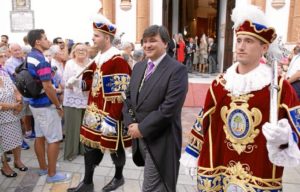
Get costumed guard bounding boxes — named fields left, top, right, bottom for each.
left=180, top=4, right=300, bottom=192
left=67, top=14, right=131, bottom=192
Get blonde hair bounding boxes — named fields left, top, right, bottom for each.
left=70, top=43, right=88, bottom=59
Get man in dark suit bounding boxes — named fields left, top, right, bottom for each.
left=185, top=37, right=196, bottom=73
left=167, top=34, right=176, bottom=58
left=123, top=25, right=188, bottom=192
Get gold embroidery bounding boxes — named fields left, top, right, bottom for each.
left=221, top=94, right=262, bottom=154
left=111, top=75, right=129, bottom=92
left=198, top=162, right=282, bottom=191
left=198, top=176, right=222, bottom=191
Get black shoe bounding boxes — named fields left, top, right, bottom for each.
left=14, top=164, right=28, bottom=171
left=1, top=169, right=17, bottom=178
left=67, top=181, right=94, bottom=192
left=102, top=177, right=124, bottom=192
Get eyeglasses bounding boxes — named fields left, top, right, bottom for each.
left=57, top=41, right=64, bottom=44
left=0, top=54, right=7, bottom=58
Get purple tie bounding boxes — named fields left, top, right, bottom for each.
left=144, top=61, right=155, bottom=81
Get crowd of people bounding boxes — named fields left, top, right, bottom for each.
left=0, top=3, right=300, bottom=192
left=167, top=33, right=218, bottom=74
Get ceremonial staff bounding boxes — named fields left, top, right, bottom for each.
left=270, top=60, right=278, bottom=126
left=76, top=59, right=95, bottom=78
left=268, top=37, right=290, bottom=126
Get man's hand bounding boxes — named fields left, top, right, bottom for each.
left=128, top=123, right=143, bottom=138
left=56, top=107, right=64, bottom=118
left=67, top=76, right=80, bottom=87
left=262, top=118, right=291, bottom=147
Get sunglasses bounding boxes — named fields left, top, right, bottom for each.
left=57, top=41, right=64, bottom=44
left=0, top=54, right=7, bottom=58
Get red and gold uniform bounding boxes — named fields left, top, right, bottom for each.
left=182, top=4, right=300, bottom=192
left=185, top=63, right=300, bottom=191
left=80, top=47, right=131, bottom=151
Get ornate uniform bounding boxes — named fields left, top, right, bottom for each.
left=80, top=47, right=131, bottom=151
left=185, top=62, right=300, bottom=191
left=181, top=4, right=300, bottom=192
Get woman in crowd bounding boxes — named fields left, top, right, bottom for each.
left=0, top=47, right=28, bottom=177
left=176, top=33, right=185, bottom=64
left=63, top=43, right=89, bottom=161
left=193, top=36, right=200, bottom=71
left=121, top=42, right=134, bottom=68
left=199, top=34, right=208, bottom=73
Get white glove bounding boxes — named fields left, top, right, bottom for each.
left=100, top=119, right=117, bottom=136
left=262, top=118, right=290, bottom=147
left=263, top=118, right=300, bottom=167
left=179, top=152, right=198, bottom=177
left=266, top=135, right=300, bottom=167
left=66, top=76, right=81, bottom=87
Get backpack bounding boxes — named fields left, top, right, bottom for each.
left=14, top=59, right=43, bottom=98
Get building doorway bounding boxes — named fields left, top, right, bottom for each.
left=163, top=0, right=235, bottom=72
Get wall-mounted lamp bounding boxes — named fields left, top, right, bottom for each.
left=120, top=0, right=132, bottom=11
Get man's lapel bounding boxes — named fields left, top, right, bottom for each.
left=136, top=56, right=169, bottom=109
left=132, top=61, right=147, bottom=107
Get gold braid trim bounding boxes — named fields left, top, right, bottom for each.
left=190, top=135, right=203, bottom=151
left=80, top=135, right=127, bottom=153
left=80, top=135, right=105, bottom=152
left=105, top=95, right=124, bottom=103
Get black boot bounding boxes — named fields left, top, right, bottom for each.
left=102, top=176, right=124, bottom=192
left=67, top=181, right=94, bottom=192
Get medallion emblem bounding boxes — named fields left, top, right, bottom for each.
left=221, top=94, right=262, bottom=154
left=91, top=70, right=102, bottom=97
left=228, top=109, right=250, bottom=139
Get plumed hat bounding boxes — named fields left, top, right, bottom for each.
left=231, top=4, right=277, bottom=44
left=92, top=14, right=116, bottom=36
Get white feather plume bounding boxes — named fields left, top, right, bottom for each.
left=231, top=4, right=269, bottom=30
left=91, top=14, right=116, bottom=29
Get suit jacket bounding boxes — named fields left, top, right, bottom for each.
left=123, top=54, right=188, bottom=191
left=167, top=38, right=176, bottom=57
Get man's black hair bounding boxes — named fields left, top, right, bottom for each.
left=53, top=37, right=63, bottom=44
left=1, top=35, right=9, bottom=40
left=142, top=25, right=170, bottom=44
left=27, top=29, right=45, bottom=48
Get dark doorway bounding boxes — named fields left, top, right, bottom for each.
left=163, top=0, right=220, bottom=39
left=223, top=0, right=235, bottom=71
left=162, top=0, right=173, bottom=35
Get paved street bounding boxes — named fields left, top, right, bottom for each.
left=1, top=75, right=300, bottom=191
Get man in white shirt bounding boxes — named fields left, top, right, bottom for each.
left=286, top=46, right=300, bottom=98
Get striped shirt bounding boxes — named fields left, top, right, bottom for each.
left=27, top=48, right=53, bottom=107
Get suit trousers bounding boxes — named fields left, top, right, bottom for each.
left=142, top=142, right=167, bottom=192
